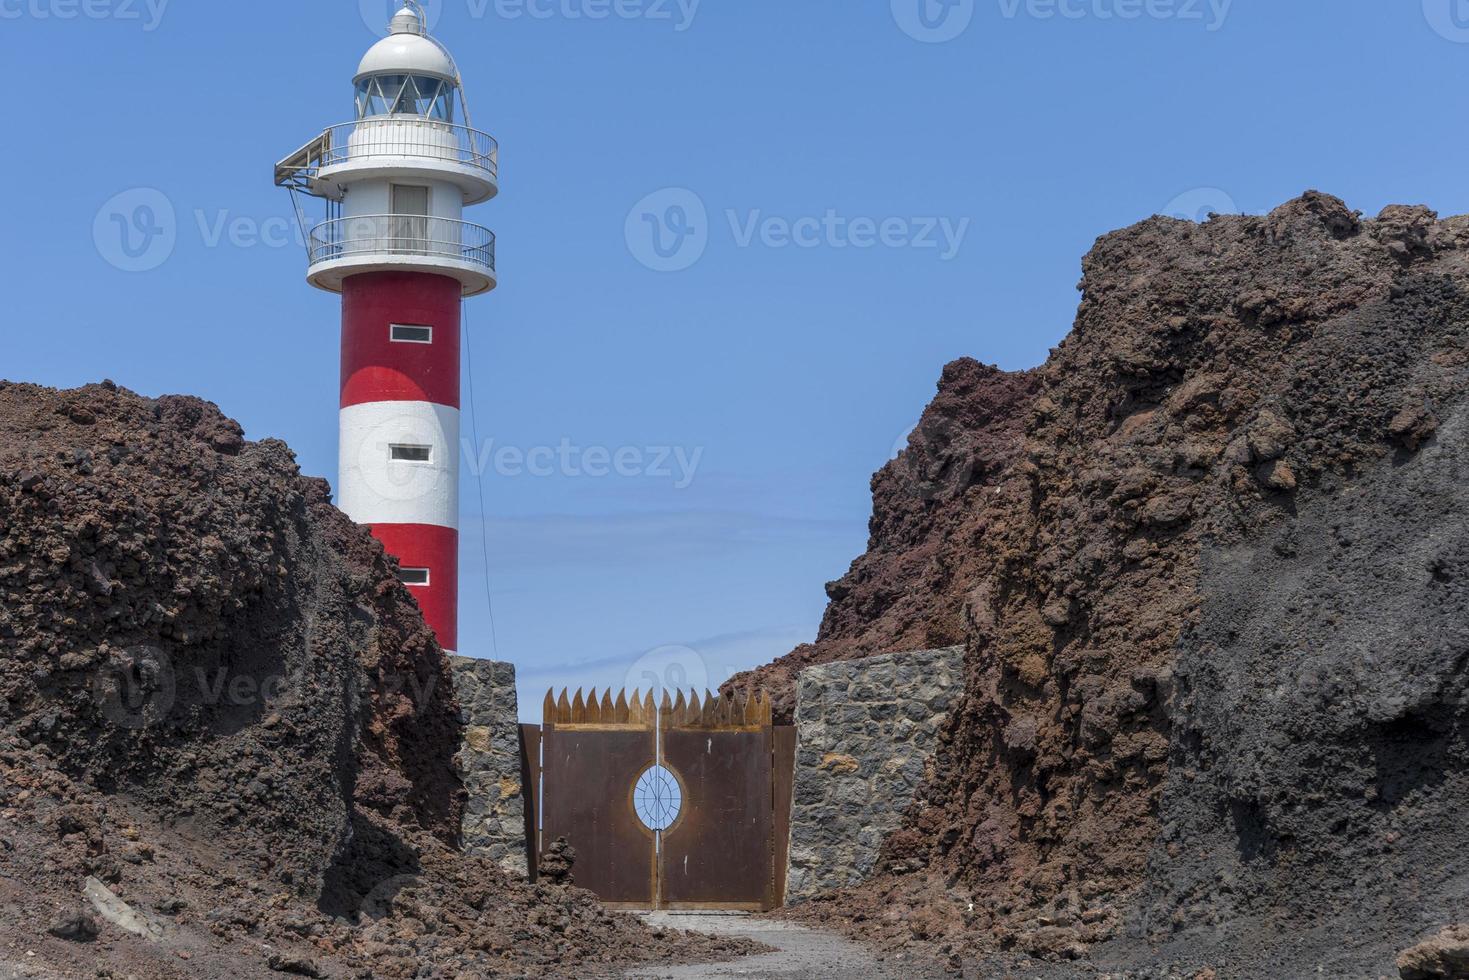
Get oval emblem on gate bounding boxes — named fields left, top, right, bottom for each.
left=633, top=765, right=683, bottom=832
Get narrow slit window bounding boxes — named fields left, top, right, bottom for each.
left=390, top=444, right=433, bottom=463
left=397, top=567, right=430, bottom=587
left=391, top=324, right=433, bottom=344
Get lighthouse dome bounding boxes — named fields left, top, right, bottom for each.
left=355, top=7, right=457, bottom=84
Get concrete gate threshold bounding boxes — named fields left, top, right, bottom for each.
left=621, top=911, right=937, bottom=979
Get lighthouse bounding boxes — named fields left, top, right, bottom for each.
left=275, top=3, right=497, bottom=654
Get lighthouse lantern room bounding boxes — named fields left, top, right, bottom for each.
left=275, top=2, right=497, bottom=654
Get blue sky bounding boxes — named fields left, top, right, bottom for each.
left=5, top=1, right=1469, bottom=720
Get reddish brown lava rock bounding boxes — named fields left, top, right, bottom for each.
left=730, top=358, right=1040, bottom=721
left=750, top=193, right=1469, bottom=978
left=0, top=381, right=755, bottom=977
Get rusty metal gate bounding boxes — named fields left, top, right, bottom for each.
left=531, top=688, right=795, bottom=911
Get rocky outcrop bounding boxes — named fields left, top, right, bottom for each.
left=1133, top=399, right=1469, bottom=973
left=785, top=648, right=963, bottom=902
left=1398, top=925, right=1469, bottom=980
left=0, top=380, right=453, bottom=899
left=0, top=381, right=754, bottom=977
left=732, top=360, right=1040, bottom=721
left=777, top=194, right=1469, bottom=978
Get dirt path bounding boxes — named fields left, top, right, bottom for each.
left=622, top=912, right=941, bottom=979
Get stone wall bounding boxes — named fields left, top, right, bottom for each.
left=449, top=656, right=528, bottom=877
left=785, top=646, right=964, bottom=902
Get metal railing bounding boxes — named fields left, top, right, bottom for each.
left=308, top=215, right=496, bottom=273
left=318, top=120, right=498, bottom=180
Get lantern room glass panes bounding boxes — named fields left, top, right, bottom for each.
left=355, top=75, right=455, bottom=122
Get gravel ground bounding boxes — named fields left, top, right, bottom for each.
left=622, top=913, right=945, bottom=979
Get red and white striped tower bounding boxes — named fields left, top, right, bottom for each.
left=276, top=3, right=497, bottom=653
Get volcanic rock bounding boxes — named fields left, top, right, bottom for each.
left=539, top=836, right=577, bottom=886
left=0, top=382, right=754, bottom=977
left=758, top=193, right=1469, bottom=978
left=45, top=911, right=98, bottom=943
left=730, top=358, right=1040, bottom=720
left=1398, top=925, right=1469, bottom=980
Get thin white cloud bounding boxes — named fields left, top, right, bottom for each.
left=459, top=509, right=861, bottom=570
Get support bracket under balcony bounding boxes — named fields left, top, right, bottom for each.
left=274, top=132, right=332, bottom=192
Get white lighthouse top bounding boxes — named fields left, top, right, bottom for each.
left=356, top=5, right=457, bottom=84
left=274, top=0, right=498, bottom=296
left=389, top=5, right=424, bottom=34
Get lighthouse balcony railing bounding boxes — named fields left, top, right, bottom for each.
left=307, top=215, right=496, bottom=273
left=278, top=120, right=499, bottom=188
